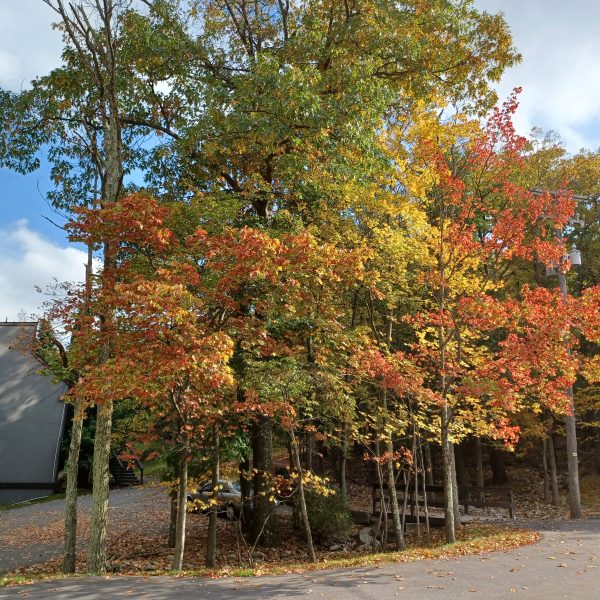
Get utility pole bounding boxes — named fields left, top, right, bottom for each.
left=556, top=229, right=582, bottom=519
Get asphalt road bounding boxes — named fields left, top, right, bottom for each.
left=1, top=518, right=599, bottom=600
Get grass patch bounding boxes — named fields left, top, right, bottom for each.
left=0, top=489, right=91, bottom=512
left=141, top=457, right=168, bottom=482
left=0, top=574, right=77, bottom=588
left=229, top=568, right=255, bottom=577
left=1, top=575, right=36, bottom=588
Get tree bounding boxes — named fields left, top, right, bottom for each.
left=49, top=0, right=125, bottom=573
left=119, top=1, right=518, bottom=542
left=3, top=0, right=552, bottom=566
left=63, top=193, right=235, bottom=569
left=405, top=92, right=575, bottom=541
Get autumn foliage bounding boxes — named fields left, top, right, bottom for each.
left=42, top=91, right=600, bottom=563
left=7, top=0, right=600, bottom=575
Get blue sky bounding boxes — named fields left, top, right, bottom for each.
left=1, top=164, right=61, bottom=238
left=476, top=0, right=600, bottom=151
left=1, top=0, right=600, bottom=320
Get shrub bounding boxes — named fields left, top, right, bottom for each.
left=304, top=490, right=352, bottom=544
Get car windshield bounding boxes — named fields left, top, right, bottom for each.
left=201, top=480, right=241, bottom=493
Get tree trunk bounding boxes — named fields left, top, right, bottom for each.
left=63, top=399, right=84, bottom=573
left=168, top=488, right=178, bottom=548
left=84, top=255, right=117, bottom=573
left=172, top=449, right=189, bottom=571
left=340, top=421, right=349, bottom=504
left=305, top=431, right=315, bottom=472
left=291, top=433, right=316, bottom=562
left=473, top=437, right=484, bottom=488
left=411, top=427, right=421, bottom=541
left=541, top=438, right=550, bottom=502
left=441, top=410, right=455, bottom=543
left=418, top=439, right=430, bottom=537
left=548, top=433, right=560, bottom=507
left=381, top=387, right=404, bottom=551
left=371, top=443, right=387, bottom=551
left=239, top=453, right=252, bottom=534
left=51, top=1, right=124, bottom=576
left=206, top=426, right=220, bottom=568
left=436, top=244, right=454, bottom=543
left=64, top=240, right=93, bottom=573
left=450, top=441, right=461, bottom=527
left=386, top=440, right=405, bottom=551
left=86, top=400, right=113, bottom=575
left=340, top=288, right=358, bottom=505
left=167, top=456, right=180, bottom=548
left=489, top=447, right=509, bottom=485
left=251, top=415, right=277, bottom=546
left=424, top=442, right=434, bottom=485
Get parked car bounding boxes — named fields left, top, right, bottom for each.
left=188, top=479, right=249, bottom=520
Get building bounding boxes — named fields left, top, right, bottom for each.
left=0, top=322, right=67, bottom=504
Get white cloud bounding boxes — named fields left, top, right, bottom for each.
left=475, top=0, right=600, bottom=152
left=0, top=1, right=151, bottom=92
left=0, top=220, right=88, bottom=321
left=0, top=1, right=63, bottom=91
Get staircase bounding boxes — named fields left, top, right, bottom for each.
left=109, top=456, right=143, bottom=487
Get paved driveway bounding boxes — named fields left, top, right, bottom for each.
left=1, top=518, right=599, bottom=599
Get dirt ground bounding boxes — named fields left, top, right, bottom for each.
left=2, top=462, right=598, bottom=576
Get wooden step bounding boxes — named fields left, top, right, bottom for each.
left=109, top=457, right=141, bottom=487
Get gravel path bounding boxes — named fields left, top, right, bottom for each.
left=0, top=517, right=599, bottom=599
left=0, top=486, right=169, bottom=573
